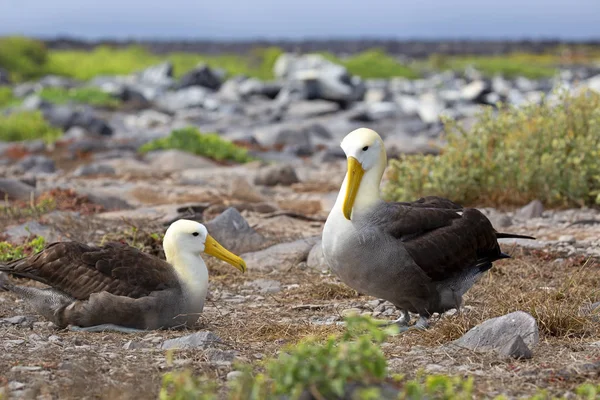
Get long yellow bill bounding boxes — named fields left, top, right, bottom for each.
left=342, top=156, right=365, bottom=220
left=204, top=235, right=247, bottom=273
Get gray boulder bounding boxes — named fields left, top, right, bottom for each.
left=254, top=164, right=300, bottom=186
left=176, top=63, right=224, bottom=91
left=138, top=62, right=174, bottom=87
left=452, top=311, right=538, bottom=357
left=161, top=331, right=221, bottom=350
left=0, top=178, right=37, bottom=200
left=274, top=53, right=365, bottom=106
left=204, top=207, right=270, bottom=254
left=15, top=155, right=56, bottom=174
left=516, top=199, right=544, bottom=219
left=154, top=87, right=211, bottom=112
left=241, top=236, right=320, bottom=272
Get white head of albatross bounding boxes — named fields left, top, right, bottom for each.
left=163, top=219, right=246, bottom=296
left=339, top=127, right=387, bottom=220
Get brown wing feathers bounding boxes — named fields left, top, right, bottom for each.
left=376, top=196, right=534, bottom=282
left=0, top=241, right=179, bottom=300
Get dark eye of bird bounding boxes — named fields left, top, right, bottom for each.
left=362, top=146, right=369, bottom=151
left=192, top=232, right=199, bottom=237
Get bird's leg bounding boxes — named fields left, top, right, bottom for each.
left=389, top=309, right=410, bottom=327
left=68, top=324, right=148, bottom=334
left=414, top=315, right=430, bottom=330
left=4, top=285, right=73, bottom=327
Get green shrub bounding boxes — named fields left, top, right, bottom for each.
left=0, top=36, right=48, bottom=81
left=0, top=236, right=46, bottom=262
left=384, top=89, right=600, bottom=207
left=38, top=86, right=120, bottom=108
left=342, top=49, right=420, bottom=79
left=0, top=111, right=62, bottom=143
left=46, top=45, right=284, bottom=81
left=428, top=52, right=558, bottom=79
left=139, top=127, right=253, bottom=163
left=0, top=87, right=20, bottom=108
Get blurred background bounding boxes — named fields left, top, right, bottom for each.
left=0, top=0, right=599, bottom=210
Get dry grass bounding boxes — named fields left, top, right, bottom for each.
left=1, top=213, right=599, bottom=398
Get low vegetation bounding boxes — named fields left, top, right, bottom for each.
left=385, top=89, right=600, bottom=207
left=0, top=36, right=48, bottom=81
left=46, top=45, right=284, bottom=81
left=0, top=110, right=62, bottom=142
left=158, top=315, right=600, bottom=400
left=0, top=235, right=46, bottom=262
left=0, top=87, right=19, bottom=108
left=139, top=127, right=254, bottom=163
left=38, top=86, right=120, bottom=108
left=323, top=49, right=421, bottom=79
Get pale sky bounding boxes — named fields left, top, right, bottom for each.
left=0, top=0, right=599, bottom=40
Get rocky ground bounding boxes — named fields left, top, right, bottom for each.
left=1, top=54, right=600, bottom=399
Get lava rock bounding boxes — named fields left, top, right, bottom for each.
left=204, top=207, right=270, bottom=254
left=241, top=236, right=320, bottom=272
left=254, top=164, right=300, bottom=187
left=452, top=311, right=538, bottom=356
left=160, top=331, right=221, bottom=350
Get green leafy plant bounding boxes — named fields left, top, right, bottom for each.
left=229, top=315, right=399, bottom=400
left=0, top=87, right=20, bottom=108
left=45, top=45, right=284, bottom=81
left=384, top=89, right=600, bottom=207
left=139, top=127, right=254, bottom=163
left=341, top=49, right=420, bottom=79
left=158, top=351, right=218, bottom=400
left=38, top=86, right=120, bottom=108
left=0, top=36, right=48, bottom=81
left=0, top=235, right=46, bottom=262
left=0, top=111, right=62, bottom=142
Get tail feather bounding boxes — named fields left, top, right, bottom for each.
left=496, top=232, right=536, bottom=240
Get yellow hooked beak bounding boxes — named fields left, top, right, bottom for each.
left=204, top=235, right=247, bottom=273
left=342, top=156, right=365, bottom=220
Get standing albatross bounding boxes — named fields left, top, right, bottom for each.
left=322, top=128, right=534, bottom=330
left=0, top=219, right=246, bottom=333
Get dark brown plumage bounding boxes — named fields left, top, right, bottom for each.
left=2, top=241, right=179, bottom=300
left=0, top=219, right=247, bottom=332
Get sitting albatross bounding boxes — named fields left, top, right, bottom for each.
left=0, top=219, right=246, bottom=333
left=322, top=128, right=534, bottom=330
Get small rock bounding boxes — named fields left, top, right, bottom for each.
left=341, top=308, right=362, bottom=317
left=244, top=279, right=282, bottom=294
left=241, top=236, right=320, bottom=272
left=10, top=366, right=42, bottom=372
left=254, top=164, right=300, bottom=187
left=205, top=348, right=237, bottom=364
left=14, top=155, right=55, bottom=175
left=558, top=235, right=576, bottom=244
left=4, top=221, right=61, bottom=243
left=72, top=163, right=116, bottom=177
left=516, top=200, right=544, bottom=219
left=204, top=207, right=270, bottom=254
left=161, top=331, right=221, bottom=350
left=0, top=178, right=37, bottom=201
left=227, top=176, right=265, bottom=203
left=499, top=335, right=533, bottom=359
left=307, top=240, right=328, bottom=270
left=2, top=316, right=27, bottom=325
left=8, top=381, right=25, bottom=391
left=452, top=311, right=539, bottom=354
left=48, top=335, right=61, bottom=343
left=123, top=340, right=146, bottom=350
left=226, top=371, right=244, bottom=381
left=176, top=63, right=223, bottom=91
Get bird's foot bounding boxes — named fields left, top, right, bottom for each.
left=413, top=316, right=430, bottom=331
left=387, top=310, right=410, bottom=328
left=68, top=324, right=148, bottom=334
